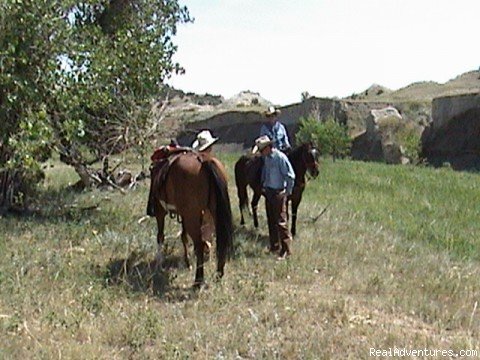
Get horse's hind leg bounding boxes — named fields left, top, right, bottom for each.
left=180, top=221, right=192, bottom=269
left=193, top=235, right=205, bottom=287
left=251, top=191, right=261, bottom=228
left=239, top=203, right=245, bottom=225
left=183, top=216, right=204, bottom=287
left=239, top=187, right=251, bottom=226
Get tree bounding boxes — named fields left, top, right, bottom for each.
left=0, top=0, right=191, bottom=212
left=301, top=91, right=310, bottom=102
left=296, top=116, right=351, bottom=160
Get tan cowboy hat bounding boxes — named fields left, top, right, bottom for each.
left=252, top=135, right=273, bottom=154
left=192, top=130, right=218, bottom=151
left=265, top=106, right=281, bottom=117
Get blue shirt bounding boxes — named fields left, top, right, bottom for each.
left=260, top=121, right=291, bottom=151
left=262, top=149, right=296, bottom=195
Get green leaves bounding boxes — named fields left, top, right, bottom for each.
left=296, top=117, right=352, bottom=158
left=1, top=0, right=191, bottom=156
left=7, top=107, right=54, bottom=169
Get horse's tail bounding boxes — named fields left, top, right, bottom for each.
left=234, top=156, right=249, bottom=213
left=204, top=160, right=234, bottom=269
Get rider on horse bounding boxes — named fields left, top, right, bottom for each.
left=191, top=130, right=219, bottom=248
left=260, top=106, right=291, bottom=153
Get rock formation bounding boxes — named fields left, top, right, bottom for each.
left=422, top=93, right=480, bottom=170
left=351, top=106, right=413, bottom=164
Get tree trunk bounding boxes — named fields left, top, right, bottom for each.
left=72, top=162, right=96, bottom=188
left=0, top=170, right=15, bottom=214
left=0, top=168, right=33, bottom=214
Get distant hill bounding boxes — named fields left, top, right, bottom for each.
left=151, top=87, right=273, bottom=142
left=156, top=69, right=479, bottom=145
left=157, top=88, right=272, bottom=123
left=349, top=84, right=393, bottom=99
left=347, top=70, right=480, bottom=102
left=223, top=90, right=272, bottom=108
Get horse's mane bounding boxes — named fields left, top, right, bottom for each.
left=288, top=143, right=308, bottom=162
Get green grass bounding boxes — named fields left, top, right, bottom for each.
left=316, top=159, right=480, bottom=259
left=0, top=155, right=479, bottom=358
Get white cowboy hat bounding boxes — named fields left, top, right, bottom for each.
left=192, top=130, right=218, bottom=151
left=265, top=106, right=281, bottom=117
left=252, top=135, right=273, bottom=154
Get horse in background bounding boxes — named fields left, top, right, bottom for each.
left=234, top=143, right=320, bottom=236
left=148, top=151, right=233, bottom=286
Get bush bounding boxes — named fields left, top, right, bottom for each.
left=397, top=127, right=422, bottom=164
left=296, top=117, right=351, bottom=159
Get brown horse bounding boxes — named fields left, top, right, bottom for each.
left=149, top=152, right=233, bottom=286
left=234, top=143, right=320, bottom=236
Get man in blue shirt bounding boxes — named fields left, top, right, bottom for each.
left=252, top=135, right=295, bottom=260
left=260, top=106, right=291, bottom=152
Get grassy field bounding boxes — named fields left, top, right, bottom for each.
left=1, top=155, right=479, bottom=359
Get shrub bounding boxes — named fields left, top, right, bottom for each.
left=397, top=127, right=422, bottom=164
left=296, top=117, right=351, bottom=159
left=301, top=91, right=311, bottom=102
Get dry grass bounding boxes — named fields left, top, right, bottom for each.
left=1, top=155, right=479, bottom=359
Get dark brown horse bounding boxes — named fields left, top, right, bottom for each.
left=148, top=152, right=233, bottom=286
left=234, top=143, right=320, bottom=236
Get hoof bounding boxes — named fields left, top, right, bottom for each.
left=276, top=251, right=291, bottom=261
left=264, top=246, right=280, bottom=254
left=193, top=281, right=207, bottom=290
left=155, top=249, right=164, bottom=266
left=215, top=270, right=224, bottom=281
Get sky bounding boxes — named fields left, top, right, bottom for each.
left=167, top=0, right=480, bottom=105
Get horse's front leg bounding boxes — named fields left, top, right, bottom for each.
left=251, top=190, right=261, bottom=228
left=154, top=207, right=167, bottom=267
left=291, top=189, right=303, bottom=238
left=291, top=203, right=298, bottom=238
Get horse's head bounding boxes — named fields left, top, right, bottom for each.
left=301, top=142, right=320, bottom=178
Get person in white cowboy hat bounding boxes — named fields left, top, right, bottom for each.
left=192, top=130, right=218, bottom=153
left=253, top=135, right=295, bottom=260
left=260, top=106, right=291, bottom=152
left=191, top=130, right=220, bottom=245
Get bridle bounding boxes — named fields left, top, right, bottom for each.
left=302, top=148, right=318, bottom=168
left=302, top=146, right=319, bottom=178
